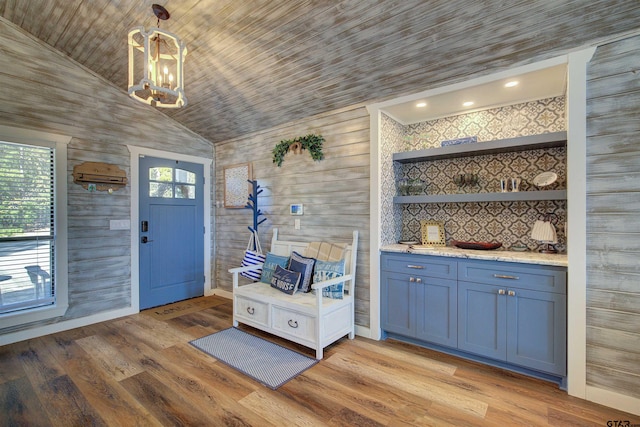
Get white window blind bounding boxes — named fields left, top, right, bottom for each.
left=0, top=140, right=56, bottom=314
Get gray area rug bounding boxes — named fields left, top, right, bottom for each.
left=190, top=327, right=318, bottom=389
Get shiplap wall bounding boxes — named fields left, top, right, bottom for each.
left=215, top=105, right=371, bottom=327
left=0, top=18, right=214, bottom=334
left=586, top=34, right=640, bottom=399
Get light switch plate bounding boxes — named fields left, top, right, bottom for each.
left=110, top=219, right=130, bottom=230
left=294, top=219, right=300, bottom=230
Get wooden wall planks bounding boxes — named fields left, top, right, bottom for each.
left=586, top=33, right=640, bottom=400
left=214, top=105, right=371, bottom=327
left=4, top=1, right=640, bottom=143
left=0, top=19, right=214, bottom=334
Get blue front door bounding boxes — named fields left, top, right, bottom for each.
left=139, top=156, right=204, bottom=309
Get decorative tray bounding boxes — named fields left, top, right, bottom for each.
left=451, top=240, right=503, bottom=250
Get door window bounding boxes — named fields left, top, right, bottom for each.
left=148, top=167, right=196, bottom=199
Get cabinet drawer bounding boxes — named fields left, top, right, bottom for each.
left=272, top=307, right=316, bottom=341
left=381, top=253, right=457, bottom=279
left=458, top=260, right=566, bottom=293
left=235, top=296, right=269, bottom=327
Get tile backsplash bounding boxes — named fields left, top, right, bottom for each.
left=381, top=96, right=567, bottom=251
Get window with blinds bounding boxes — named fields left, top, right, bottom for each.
left=0, top=140, right=56, bottom=314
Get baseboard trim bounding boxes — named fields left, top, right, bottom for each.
left=211, top=288, right=233, bottom=299
left=0, top=306, right=138, bottom=346
left=586, top=385, right=640, bottom=416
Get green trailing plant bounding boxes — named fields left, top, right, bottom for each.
left=272, top=134, right=325, bottom=167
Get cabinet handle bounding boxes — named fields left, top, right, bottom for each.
left=498, top=289, right=506, bottom=295
left=288, top=319, right=299, bottom=328
left=494, top=274, right=519, bottom=280
left=416, top=278, right=422, bottom=283
left=508, top=290, right=516, bottom=297
left=409, top=277, right=415, bottom=282
left=247, top=307, right=255, bottom=315
left=407, top=265, right=424, bottom=269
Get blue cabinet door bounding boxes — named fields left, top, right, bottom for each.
left=458, top=281, right=507, bottom=360
left=381, top=271, right=415, bottom=337
left=415, top=277, right=457, bottom=348
left=506, top=287, right=567, bottom=375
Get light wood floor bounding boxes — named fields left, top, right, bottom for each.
left=1, top=295, right=638, bottom=426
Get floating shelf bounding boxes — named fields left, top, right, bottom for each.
left=393, top=190, right=567, bottom=204
left=392, top=131, right=567, bottom=163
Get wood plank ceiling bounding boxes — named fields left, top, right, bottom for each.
left=1, top=0, right=640, bottom=144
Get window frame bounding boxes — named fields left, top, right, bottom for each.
left=0, top=125, right=70, bottom=328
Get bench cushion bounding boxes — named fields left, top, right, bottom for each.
left=260, top=252, right=290, bottom=284
left=314, top=258, right=346, bottom=299
left=304, top=242, right=345, bottom=261
left=270, top=265, right=301, bottom=295
left=289, top=251, right=316, bottom=292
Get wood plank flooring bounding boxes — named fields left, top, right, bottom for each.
left=1, top=296, right=638, bottom=426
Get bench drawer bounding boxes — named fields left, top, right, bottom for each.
left=235, top=296, right=269, bottom=326
left=272, top=307, right=316, bottom=341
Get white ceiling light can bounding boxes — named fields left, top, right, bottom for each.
left=128, top=4, right=187, bottom=108
left=416, top=102, right=427, bottom=108
left=505, top=80, right=519, bottom=88
left=462, top=101, right=474, bottom=107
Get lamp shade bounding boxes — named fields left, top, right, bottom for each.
left=530, top=220, right=557, bottom=243
left=128, top=26, right=187, bottom=108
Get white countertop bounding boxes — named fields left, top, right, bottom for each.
left=380, top=244, right=568, bottom=267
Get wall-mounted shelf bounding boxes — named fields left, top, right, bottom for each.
left=392, top=131, right=567, bottom=163
left=394, top=190, right=566, bottom=204
left=73, top=161, right=127, bottom=192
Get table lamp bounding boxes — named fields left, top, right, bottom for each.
left=531, top=219, right=558, bottom=253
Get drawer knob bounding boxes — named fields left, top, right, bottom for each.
left=508, top=290, right=516, bottom=297
left=416, top=277, right=422, bottom=283
left=409, top=277, right=415, bottom=282
left=407, top=264, right=424, bottom=269
left=494, top=274, right=519, bottom=280
left=498, top=289, right=506, bottom=295
left=288, top=319, right=299, bottom=328
left=246, top=307, right=255, bottom=315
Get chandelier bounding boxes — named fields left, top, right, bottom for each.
left=128, top=4, right=187, bottom=108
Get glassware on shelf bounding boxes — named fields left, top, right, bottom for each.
left=397, top=179, right=426, bottom=196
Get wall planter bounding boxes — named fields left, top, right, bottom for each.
left=272, top=134, right=325, bottom=167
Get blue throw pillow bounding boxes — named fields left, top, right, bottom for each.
left=270, top=265, right=301, bottom=295
left=260, top=252, right=290, bottom=284
left=288, top=251, right=316, bottom=293
left=313, top=258, right=346, bottom=299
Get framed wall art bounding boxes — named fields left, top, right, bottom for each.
left=224, top=162, right=252, bottom=208
left=420, top=220, right=446, bottom=246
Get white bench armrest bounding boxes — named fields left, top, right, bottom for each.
left=228, top=264, right=264, bottom=274
left=310, top=274, right=353, bottom=291
left=229, top=263, right=264, bottom=289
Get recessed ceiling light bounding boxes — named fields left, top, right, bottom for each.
left=505, top=80, right=519, bottom=88
left=462, top=101, right=474, bottom=107
left=416, top=102, right=427, bottom=108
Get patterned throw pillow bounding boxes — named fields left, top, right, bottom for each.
left=260, top=252, right=290, bottom=284
left=288, top=251, right=316, bottom=293
left=313, top=258, right=346, bottom=299
left=270, top=265, right=301, bottom=295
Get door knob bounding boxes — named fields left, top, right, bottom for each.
left=141, top=236, right=153, bottom=243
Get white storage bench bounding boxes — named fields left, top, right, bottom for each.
left=229, top=228, right=358, bottom=359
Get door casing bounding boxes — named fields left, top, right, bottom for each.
left=127, top=145, right=212, bottom=312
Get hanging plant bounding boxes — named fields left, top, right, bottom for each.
left=272, top=134, right=325, bottom=167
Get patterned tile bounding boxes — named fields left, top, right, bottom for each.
left=381, top=96, right=567, bottom=250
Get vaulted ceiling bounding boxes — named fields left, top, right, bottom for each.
left=1, top=1, right=640, bottom=144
